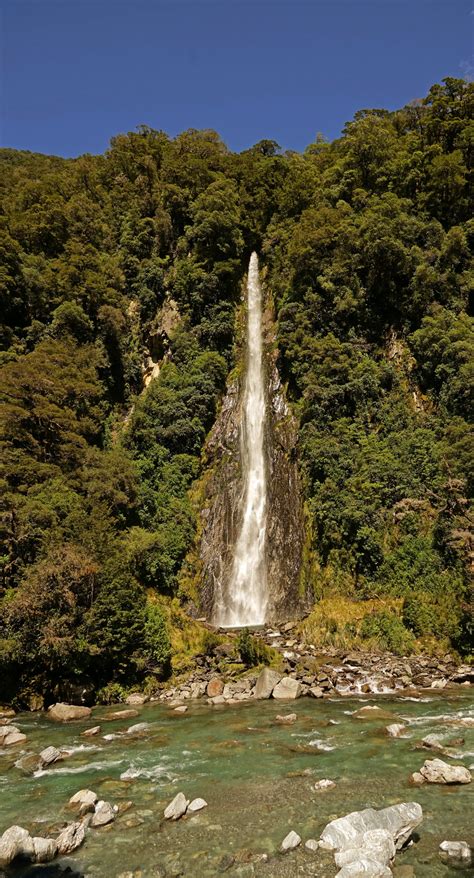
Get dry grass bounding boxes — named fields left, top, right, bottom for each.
left=299, top=596, right=404, bottom=650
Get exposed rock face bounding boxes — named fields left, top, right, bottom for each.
left=197, top=280, right=310, bottom=623
left=48, top=703, right=91, bottom=722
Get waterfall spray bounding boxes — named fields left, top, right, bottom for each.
left=215, top=252, right=268, bottom=626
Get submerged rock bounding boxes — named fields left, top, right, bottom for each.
left=105, top=708, right=139, bottom=721
left=305, top=839, right=320, bottom=851
left=275, top=713, right=297, bottom=724
left=48, top=703, right=91, bottom=722
left=164, top=792, right=189, bottom=820
left=254, top=667, right=282, bottom=699
left=280, top=830, right=301, bottom=851
left=313, top=778, right=336, bottom=791
left=272, top=676, right=301, bottom=700
left=439, top=840, right=472, bottom=869
left=418, top=758, right=471, bottom=784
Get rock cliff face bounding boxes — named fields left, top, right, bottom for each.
left=198, top=282, right=310, bottom=623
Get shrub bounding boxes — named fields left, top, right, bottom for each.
left=359, top=611, right=415, bottom=655
left=237, top=629, right=272, bottom=667
left=143, top=601, right=172, bottom=673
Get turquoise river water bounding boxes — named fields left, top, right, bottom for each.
left=1, top=692, right=473, bottom=877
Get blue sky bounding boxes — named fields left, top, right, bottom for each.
left=1, top=0, right=472, bottom=156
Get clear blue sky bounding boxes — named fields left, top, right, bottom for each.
left=1, top=0, right=472, bottom=157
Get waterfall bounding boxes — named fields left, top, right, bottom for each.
left=215, top=252, right=268, bottom=627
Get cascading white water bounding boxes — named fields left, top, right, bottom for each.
left=215, top=252, right=268, bottom=626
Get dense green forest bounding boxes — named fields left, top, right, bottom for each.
left=1, top=78, right=472, bottom=706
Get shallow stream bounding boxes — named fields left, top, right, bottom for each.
left=1, top=692, right=473, bottom=877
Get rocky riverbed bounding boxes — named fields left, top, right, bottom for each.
left=0, top=682, right=473, bottom=877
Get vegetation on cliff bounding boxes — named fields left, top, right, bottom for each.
left=0, top=79, right=472, bottom=705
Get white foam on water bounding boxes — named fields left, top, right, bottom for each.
left=34, top=759, right=124, bottom=778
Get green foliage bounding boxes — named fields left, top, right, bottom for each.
left=143, top=601, right=172, bottom=671
left=359, top=611, right=415, bottom=655
left=0, top=77, right=472, bottom=706
left=237, top=629, right=273, bottom=667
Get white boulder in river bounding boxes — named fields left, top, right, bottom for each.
left=164, top=792, right=189, bottom=820
left=320, top=802, right=422, bottom=877
left=280, top=830, right=301, bottom=851
left=90, top=800, right=115, bottom=827
left=187, top=798, right=208, bottom=812
left=416, top=758, right=471, bottom=784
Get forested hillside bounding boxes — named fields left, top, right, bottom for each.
left=1, top=78, right=472, bottom=707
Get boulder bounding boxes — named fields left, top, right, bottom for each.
left=309, top=686, right=324, bottom=698
left=126, top=722, right=149, bottom=734
left=32, top=836, right=58, bottom=863
left=275, top=713, right=297, bottom=724
left=419, top=758, right=471, bottom=784
left=68, top=789, right=98, bottom=809
left=189, top=681, right=207, bottom=699
left=334, top=829, right=395, bottom=868
left=125, top=693, right=148, bottom=705
left=0, top=825, right=34, bottom=868
left=320, top=802, right=422, bottom=853
left=81, top=725, right=101, bottom=737
left=386, top=724, right=406, bottom=738
left=48, top=703, right=91, bottom=722
left=90, top=800, right=115, bottom=827
left=105, top=709, right=139, bottom=721
left=254, top=667, right=282, bottom=699
left=305, top=839, right=319, bottom=851
left=313, top=778, right=336, bottom=791
left=281, top=830, right=301, bottom=851
left=187, top=797, right=208, bottom=812
left=0, top=726, right=27, bottom=747
left=164, top=792, right=189, bottom=820
left=272, top=676, right=302, bottom=700
left=439, top=840, right=472, bottom=869
left=207, top=678, right=224, bottom=698
left=56, top=821, right=86, bottom=854
left=39, top=746, right=63, bottom=767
